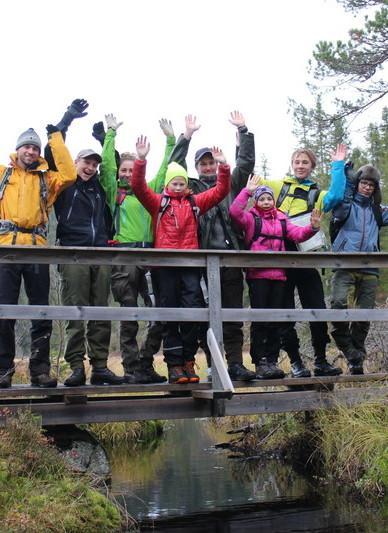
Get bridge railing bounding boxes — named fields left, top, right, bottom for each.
left=1, top=246, right=388, bottom=395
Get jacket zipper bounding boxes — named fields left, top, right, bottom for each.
left=66, top=189, right=78, bottom=221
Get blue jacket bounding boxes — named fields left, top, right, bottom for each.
left=332, top=178, right=388, bottom=275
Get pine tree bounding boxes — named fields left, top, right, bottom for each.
left=311, top=0, right=388, bottom=121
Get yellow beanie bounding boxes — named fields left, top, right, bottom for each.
left=164, top=162, right=188, bottom=187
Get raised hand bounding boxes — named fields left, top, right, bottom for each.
left=105, top=113, right=123, bottom=131
left=67, top=98, right=89, bottom=119
left=310, top=208, right=322, bottom=230
left=136, top=135, right=150, bottom=160
left=211, top=146, right=227, bottom=164
left=229, top=110, right=245, bottom=128
left=331, top=143, right=347, bottom=162
left=159, top=118, right=174, bottom=137
left=184, top=114, right=201, bottom=139
left=246, top=174, right=262, bottom=193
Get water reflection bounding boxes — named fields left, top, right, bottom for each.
left=109, top=419, right=387, bottom=532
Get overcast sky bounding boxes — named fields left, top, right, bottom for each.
left=1, top=0, right=384, bottom=178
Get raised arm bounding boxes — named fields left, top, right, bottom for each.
left=99, top=114, right=123, bottom=213
left=46, top=127, right=77, bottom=207
left=131, top=136, right=160, bottom=216
left=229, top=111, right=255, bottom=196
left=322, top=143, right=347, bottom=212
left=168, top=114, right=201, bottom=168
left=44, top=99, right=89, bottom=170
left=148, top=118, right=176, bottom=192
left=229, top=174, right=260, bottom=230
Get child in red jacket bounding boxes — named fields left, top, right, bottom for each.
left=132, top=135, right=230, bottom=384
left=229, top=175, right=321, bottom=379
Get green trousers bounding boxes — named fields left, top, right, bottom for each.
left=331, top=270, right=378, bottom=358
left=59, top=264, right=111, bottom=369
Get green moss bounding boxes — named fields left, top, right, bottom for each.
left=0, top=410, right=132, bottom=532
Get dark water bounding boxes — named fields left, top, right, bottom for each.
left=110, top=419, right=387, bottom=532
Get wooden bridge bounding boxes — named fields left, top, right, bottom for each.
left=0, top=246, right=387, bottom=426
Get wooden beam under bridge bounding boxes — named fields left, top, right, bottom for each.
left=0, top=375, right=387, bottom=426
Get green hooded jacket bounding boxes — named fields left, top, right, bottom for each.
left=99, top=129, right=175, bottom=244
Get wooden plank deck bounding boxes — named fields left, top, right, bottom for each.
left=0, top=374, right=386, bottom=426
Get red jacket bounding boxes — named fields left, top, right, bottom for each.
left=131, top=159, right=230, bottom=249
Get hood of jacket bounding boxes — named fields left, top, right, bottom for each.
left=10, top=153, right=48, bottom=173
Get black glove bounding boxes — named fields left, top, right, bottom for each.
left=67, top=98, right=89, bottom=119
left=92, top=121, right=106, bottom=146
left=46, top=124, right=59, bottom=135
left=56, top=98, right=89, bottom=134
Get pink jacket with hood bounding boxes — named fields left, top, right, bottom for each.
left=229, top=188, right=317, bottom=281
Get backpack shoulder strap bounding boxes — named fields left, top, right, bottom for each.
left=0, top=167, right=13, bottom=200
left=372, top=203, right=383, bottom=228
left=187, top=194, right=200, bottom=221
left=308, top=186, right=321, bottom=211
left=276, top=183, right=290, bottom=209
left=156, top=194, right=171, bottom=229
left=38, top=171, right=48, bottom=215
left=280, top=218, right=287, bottom=241
left=251, top=213, right=262, bottom=245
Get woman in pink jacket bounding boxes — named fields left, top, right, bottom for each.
left=229, top=176, right=321, bottom=379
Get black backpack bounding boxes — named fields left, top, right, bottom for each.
left=247, top=213, right=287, bottom=247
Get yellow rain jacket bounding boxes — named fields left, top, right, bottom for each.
left=0, top=131, right=76, bottom=246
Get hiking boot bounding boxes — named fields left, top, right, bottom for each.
left=314, top=360, right=343, bottom=377
left=90, top=367, right=124, bottom=385
left=0, top=368, right=13, bottom=389
left=143, top=366, right=167, bottom=384
left=31, top=373, right=57, bottom=388
left=183, top=360, right=200, bottom=383
left=349, top=361, right=364, bottom=375
left=168, top=366, right=189, bottom=384
left=64, top=368, right=86, bottom=387
left=291, top=361, right=311, bottom=378
left=255, top=359, right=285, bottom=380
left=124, top=368, right=167, bottom=384
left=228, top=363, right=256, bottom=381
left=347, top=350, right=364, bottom=375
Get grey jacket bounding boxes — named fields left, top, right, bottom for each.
left=169, top=127, right=255, bottom=250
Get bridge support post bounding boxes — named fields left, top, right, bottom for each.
left=206, top=255, right=224, bottom=391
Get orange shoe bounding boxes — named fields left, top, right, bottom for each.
left=183, top=360, right=200, bottom=383
left=168, top=366, right=189, bottom=384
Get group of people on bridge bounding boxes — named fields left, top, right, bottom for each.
left=0, top=99, right=386, bottom=389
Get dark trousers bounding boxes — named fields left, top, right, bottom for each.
left=156, top=267, right=203, bottom=367
left=331, top=270, right=378, bottom=358
left=248, top=278, right=285, bottom=364
left=281, top=268, right=330, bottom=362
left=111, top=265, right=163, bottom=373
left=200, top=267, right=244, bottom=365
left=0, top=263, right=52, bottom=376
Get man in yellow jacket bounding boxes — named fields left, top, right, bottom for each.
left=0, top=125, right=76, bottom=388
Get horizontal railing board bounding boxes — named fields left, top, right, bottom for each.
left=1, top=386, right=387, bottom=425
left=1, top=305, right=388, bottom=322
left=1, top=245, right=388, bottom=269
left=0, top=373, right=385, bottom=399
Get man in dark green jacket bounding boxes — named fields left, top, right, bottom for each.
left=169, top=112, right=255, bottom=381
